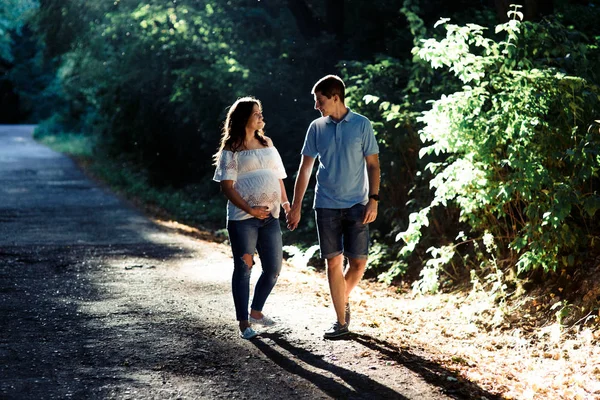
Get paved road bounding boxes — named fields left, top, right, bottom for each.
left=0, top=125, right=500, bottom=400
left=0, top=125, right=160, bottom=246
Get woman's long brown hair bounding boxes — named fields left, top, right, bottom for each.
left=213, top=96, right=268, bottom=165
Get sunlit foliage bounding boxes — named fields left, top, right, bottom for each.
left=397, top=8, right=600, bottom=291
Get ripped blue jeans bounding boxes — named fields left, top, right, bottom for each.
left=227, top=216, right=283, bottom=322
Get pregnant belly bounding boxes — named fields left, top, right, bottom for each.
left=245, top=190, right=279, bottom=207
left=235, top=174, right=280, bottom=208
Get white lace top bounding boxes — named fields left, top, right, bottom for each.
left=213, top=147, right=287, bottom=221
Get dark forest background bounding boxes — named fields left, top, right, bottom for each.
left=2, top=1, right=600, bottom=315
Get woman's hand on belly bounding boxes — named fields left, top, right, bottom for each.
left=249, top=206, right=270, bottom=220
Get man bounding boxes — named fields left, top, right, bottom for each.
left=287, top=75, right=380, bottom=339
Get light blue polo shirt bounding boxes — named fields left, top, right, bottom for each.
left=301, top=109, right=379, bottom=209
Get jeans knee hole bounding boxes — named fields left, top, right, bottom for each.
left=241, top=254, right=254, bottom=269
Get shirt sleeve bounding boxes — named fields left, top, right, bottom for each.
left=301, top=122, right=318, bottom=158
left=272, top=147, right=287, bottom=179
left=362, top=120, right=379, bottom=156
left=213, top=150, right=237, bottom=182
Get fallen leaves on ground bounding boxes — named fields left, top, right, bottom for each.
left=279, top=262, right=600, bottom=400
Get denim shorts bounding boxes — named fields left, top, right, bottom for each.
left=315, top=204, right=369, bottom=260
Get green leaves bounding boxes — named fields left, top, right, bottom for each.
left=416, top=20, right=497, bottom=84
left=399, top=9, right=600, bottom=281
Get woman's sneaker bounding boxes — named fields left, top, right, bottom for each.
left=240, top=327, right=258, bottom=340
left=323, top=321, right=349, bottom=339
left=249, top=314, right=276, bottom=327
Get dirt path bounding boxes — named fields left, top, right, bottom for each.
left=0, top=125, right=501, bottom=399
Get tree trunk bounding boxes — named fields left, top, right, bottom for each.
left=287, top=0, right=345, bottom=41
left=326, top=0, right=344, bottom=42
left=286, top=0, right=345, bottom=63
left=286, top=0, right=321, bottom=39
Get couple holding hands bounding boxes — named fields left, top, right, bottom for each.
left=213, top=75, right=380, bottom=340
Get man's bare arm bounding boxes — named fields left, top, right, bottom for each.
left=287, top=155, right=316, bottom=230
left=363, top=153, right=380, bottom=224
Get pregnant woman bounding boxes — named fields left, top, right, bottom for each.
left=213, top=96, right=291, bottom=339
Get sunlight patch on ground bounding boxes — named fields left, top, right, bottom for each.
left=346, top=283, right=600, bottom=400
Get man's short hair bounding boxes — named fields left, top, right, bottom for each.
left=312, top=75, right=345, bottom=103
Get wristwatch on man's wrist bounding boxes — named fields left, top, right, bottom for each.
left=369, top=194, right=380, bottom=202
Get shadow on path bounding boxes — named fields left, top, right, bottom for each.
left=352, top=333, right=503, bottom=400
left=0, top=244, right=191, bottom=398
left=0, top=244, right=332, bottom=399
left=254, top=331, right=409, bottom=400
left=252, top=331, right=503, bottom=400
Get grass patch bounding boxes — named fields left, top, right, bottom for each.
left=37, top=132, right=96, bottom=157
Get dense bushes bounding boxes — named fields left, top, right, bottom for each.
left=333, top=3, right=600, bottom=288
left=396, top=9, right=600, bottom=290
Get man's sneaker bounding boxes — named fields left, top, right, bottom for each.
left=249, top=314, right=276, bottom=327
left=323, top=321, right=349, bottom=339
left=345, top=303, right=351, bottom=326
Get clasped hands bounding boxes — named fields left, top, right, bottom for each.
left=285, top=204, right=300, bottom=231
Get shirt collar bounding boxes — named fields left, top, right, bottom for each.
left=326, top=108, right=354, bottom=124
